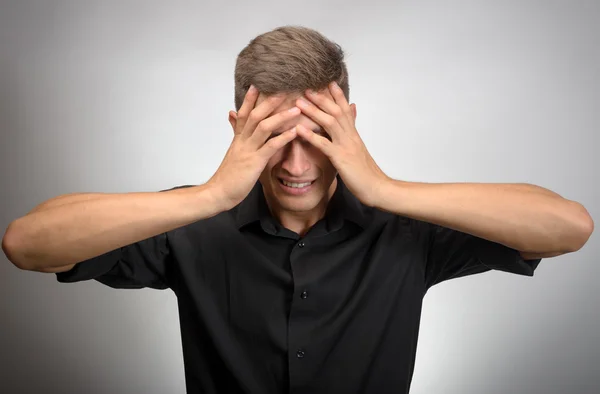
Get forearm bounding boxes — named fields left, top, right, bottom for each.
left=376, top=179, right=593, bottom=253
left=2, top=184, right=224, bottom=271
left=26, top=193, right=107, bottom=215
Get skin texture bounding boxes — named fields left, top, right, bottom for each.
left=228, top=87, right=357, bottom=236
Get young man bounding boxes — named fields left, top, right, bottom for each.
left=2, top=26, right=594, bottom=394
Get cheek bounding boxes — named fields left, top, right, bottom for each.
left=312, top=149, right=332, bottom=166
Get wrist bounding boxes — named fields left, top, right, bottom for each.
left=372, top=177, right=405, bottom=213
left=201, top=182, right=232, bottom=213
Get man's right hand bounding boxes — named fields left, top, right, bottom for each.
left=207, top=86, right=300, bottom=211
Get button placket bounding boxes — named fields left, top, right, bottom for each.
left=289, top=236, right=313, bottom=388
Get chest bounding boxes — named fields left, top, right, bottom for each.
left=178, top=222, right=427, bottom=339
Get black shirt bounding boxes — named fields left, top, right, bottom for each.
left=56, top=175, right=542, bottom=393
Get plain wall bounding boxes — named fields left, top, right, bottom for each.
left=1, top=0, right=598, bottom=393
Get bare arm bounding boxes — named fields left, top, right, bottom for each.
left=2, top=87, right=303, bottom=274
left=376, top=180, right=593, bottom=256
left=1, top=184, right=225, bottom=272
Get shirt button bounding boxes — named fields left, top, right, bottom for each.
left=296, top=349, right=305, bottom=358
left=298, top=241, right=305, bottom=248
left=300, top=290, right=308, bottom=299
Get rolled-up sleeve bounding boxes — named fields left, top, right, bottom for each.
left=55, top=232, right=173, bottom=289
left=423, top=222, right=542, bottom=290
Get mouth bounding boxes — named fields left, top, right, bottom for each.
left=277, top=177, right=316, bottom=194
left=278, top=177, right=315, bottom=186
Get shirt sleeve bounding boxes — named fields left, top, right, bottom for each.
left=54, top=184, right=196, bottom=290
left=422, top=221, right=542, bottom=290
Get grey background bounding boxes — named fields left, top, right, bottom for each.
left=1, top=0, right=598, bottom=393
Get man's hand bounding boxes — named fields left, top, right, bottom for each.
left=207, top=86, right=299, bottom=211
left=294, top=82, right=390, bottom=207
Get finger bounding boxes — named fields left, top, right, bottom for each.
left=328, top=82, right=351, bottom=113
left=258, top=126, right=298, bottom=159
left=295, top=124, right=334, bottom=157
left=305, top=86, right=353, bottom=131
left=249, top=106, right=301, bottom=147
left=328, top=82, right=354, bottom=125
left=235, top=85, right=260, bottom=131
left=241, top=94, right=287, bottom=138
left=296, top=96, right=345, bottom=140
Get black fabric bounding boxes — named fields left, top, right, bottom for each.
left=56, top=175, right=542, bottom=393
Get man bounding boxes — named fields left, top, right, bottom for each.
left=2, top=25, right=594, bottom=394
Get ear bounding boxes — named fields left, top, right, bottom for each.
left=228, top=111, right=238, bottom=134
left=350, top=103, right=357, bottom=121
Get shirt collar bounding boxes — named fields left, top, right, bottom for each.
left=234, top=174, right=368, bottom=233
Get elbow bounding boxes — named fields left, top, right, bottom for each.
left=566, top=202, right=594, bottom=252
left=2, top=220, right=33, bottom=271
left=578, top=211, right=594, bottom=250
left=2, top=222, right=24, bottom=270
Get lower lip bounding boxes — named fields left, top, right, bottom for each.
left=278, top=179, right=315, bottom=195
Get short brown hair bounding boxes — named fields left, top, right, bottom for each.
left=233, top=25, right=350, bottom=110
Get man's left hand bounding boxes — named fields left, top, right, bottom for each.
left=295, top=81, right=390, bottom=207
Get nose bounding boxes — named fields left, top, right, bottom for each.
left=280, top=139, right=310, bottom=176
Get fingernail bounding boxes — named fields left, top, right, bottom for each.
left=248, top=85, right=255, bottom=93
left=297, top=98, right=309, bottom=107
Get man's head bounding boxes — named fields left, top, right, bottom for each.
left=228, top=26, right=355, bottom=230
left=232, top=25, right=350, bottom=112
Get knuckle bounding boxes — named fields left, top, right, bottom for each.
left=268, top=140, right=284, bottom=152
left=266, top=135, right=283, bottom=148
left=323, top=117, right=335, bottom=128
left=265, top=139, right=276, bottom=149
left=248, top=111, right=260, bottom=124
left=254, top=121, right=266, bottom=134
left=238, top=108, right=248, bottom=121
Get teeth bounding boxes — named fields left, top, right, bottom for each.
left=282, top=180, right=312, bottom=188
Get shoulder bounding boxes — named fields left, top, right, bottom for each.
left=363, top=204, right=426, bottom=240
